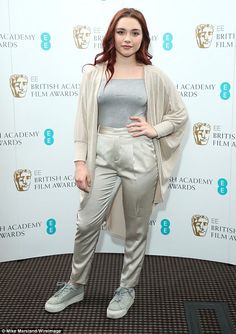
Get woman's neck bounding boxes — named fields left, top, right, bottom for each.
left=113, top=56, right=144, bottom=79
left=115, top=52, right=137, bottom=65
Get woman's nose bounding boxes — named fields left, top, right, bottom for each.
left=124, top=33, right=131, bottom=42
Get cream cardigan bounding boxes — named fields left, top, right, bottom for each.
left=74, top=63, right=188, bottom=238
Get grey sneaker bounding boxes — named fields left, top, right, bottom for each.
left=45, top=281, right=84, bottom=313
left=107, top=287, right=135, bottom=319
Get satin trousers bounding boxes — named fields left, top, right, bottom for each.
left=70, top=126, right=158, bottom=288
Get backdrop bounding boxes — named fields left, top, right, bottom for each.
left=1, top=0, right=236, bottom=264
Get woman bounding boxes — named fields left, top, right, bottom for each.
left=45, top=8, right=188, bottom=319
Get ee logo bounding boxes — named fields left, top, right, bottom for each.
left=41, top=32, right=51, bottom=50
left=220, top=82, right=230, bottom=100
left=217, top=178, right=228, bottom=195
left=44, top=128, right=54, bottom=145
left=161, top=219, right=171, bottom=235
left=46, top=218, right=56, bottom=235
left=163, top=33, right=173, bottom=51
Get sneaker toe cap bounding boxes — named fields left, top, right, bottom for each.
left=45, top=296, right=57, bottom=305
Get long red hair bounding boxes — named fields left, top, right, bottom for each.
left=94, top=8, right=152, bottom=82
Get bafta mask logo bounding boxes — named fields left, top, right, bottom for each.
left=14, top=169, right=32, bottom=191
left=193, top=122, right=211, bottom=145
left=10, top=74, right=28, bottom=98
left=73, top=25, right=91, bottom=49
left=196, top=24, right=214, bottom=48
left=192, top=215, right=209, bottom=237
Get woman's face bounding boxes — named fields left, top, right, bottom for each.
left=114, top=17, right=143, bottom=59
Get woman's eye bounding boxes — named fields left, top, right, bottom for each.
left=117, top=30, right=124, bottom=35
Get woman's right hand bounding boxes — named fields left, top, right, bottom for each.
left=74, top=161, right=91, bottom=193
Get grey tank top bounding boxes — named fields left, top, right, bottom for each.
left=97, top=79, right=147, bottom=128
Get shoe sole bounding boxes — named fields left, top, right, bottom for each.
left=106, top=299, right=134, bottom=319
left=45, top=292, right=84, bottom=313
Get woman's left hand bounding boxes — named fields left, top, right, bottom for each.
left=127, top=116, right=158, bottom=138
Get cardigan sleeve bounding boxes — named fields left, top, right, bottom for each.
left=152, top=68, right=188, bottom=139
left=74, top=71, right=89, bottom=162
left=153, top=121, right=174, bottom=138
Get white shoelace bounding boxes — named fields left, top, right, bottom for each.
left=113, top=287, right=134, bottom=302
left=54, top=281, right=72, bottom=297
